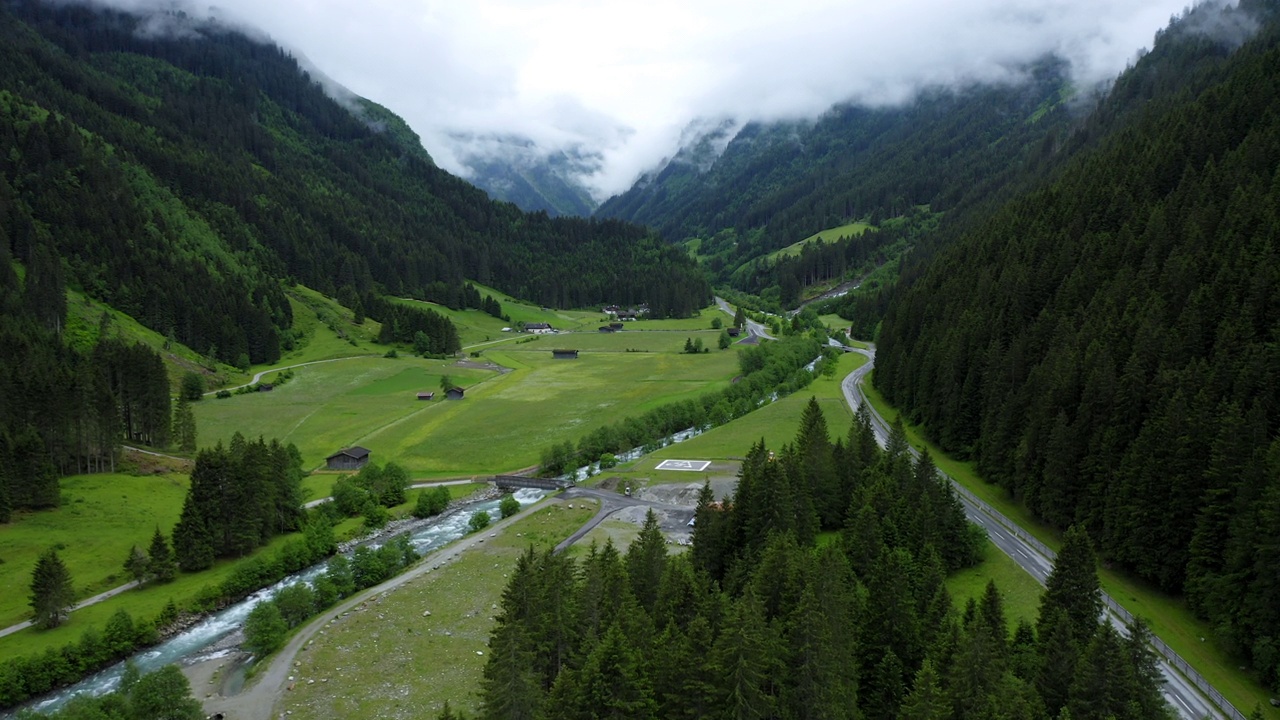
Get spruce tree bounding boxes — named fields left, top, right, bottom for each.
left=171, top=495, right=214, bottom=572
left=123, top=545, right=149, bottom=584
left=625, top=509, right=668, bottom=614
left=900, top=658, right=947, bottom=720
left=30, top=547, right=75, bottom=629
left=147, top=526, right=178, bottom=582
left=1038, top=524, right=1101, bottom=644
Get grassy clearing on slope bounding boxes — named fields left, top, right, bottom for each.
left=0, top=524, right=306, bottom=660
left=767, top=221, right=872, bottom=261
left=280, top=499, right=599, bottom=720
left=278, top=286, right=383, bottom=366
left=62, top=289, right=247, bottom=390
left=0, top=473, right=189, bottom=629
left=859, top=373, right=1280, bottom=718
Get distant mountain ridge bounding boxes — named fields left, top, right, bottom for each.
left=453, top=133, right=599, bottom=217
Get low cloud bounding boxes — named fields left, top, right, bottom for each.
left=70, top=0, right=1235, bottom=199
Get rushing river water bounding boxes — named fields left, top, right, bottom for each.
left=20, top=488, right=547, bottom=716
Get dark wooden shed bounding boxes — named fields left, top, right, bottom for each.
left=326, top=446, right=370, bottom=471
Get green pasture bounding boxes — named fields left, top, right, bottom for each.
left=0, top=473, right=190, bottom=630
left=281, top=500, right=600, bottom=720
left=0, top=507, right=309, bottom=660
left=372, top=345, right=741, bottom=475
left=945, top=540, right=1044, bottom=631
left=859, top=373, right=1280, bottom=717
left=196, top=331, right=745, bottom=477
left=192, top=357, right=492, bottom=471
left=493, top=329, right=726, bottom=353
left=767, top=221, right=871, bottom=261
left=635, top=352, right=867, bottom=467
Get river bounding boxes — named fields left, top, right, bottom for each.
left=18, top=488, right=547, bottom=716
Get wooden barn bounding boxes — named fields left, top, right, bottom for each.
left=446, top=387, right=465, bottom=400
left=552, top=349, right=579, bottom=359
left=417, top=392, right=435, bottom=400
left=326, top=446, right=370, bottom=471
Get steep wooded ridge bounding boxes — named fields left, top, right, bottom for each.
left=0, top=0, right=708, bottom=368
left=595, top=59, right=1075, bottom=292
left=876, top=0, right=1280, bottom=689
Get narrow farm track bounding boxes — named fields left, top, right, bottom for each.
left=206, top=355, right=379, bottom=396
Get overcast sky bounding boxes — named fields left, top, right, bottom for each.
left=99, top=0, right=1207, bottom=198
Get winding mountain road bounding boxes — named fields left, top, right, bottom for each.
left=841, top=345, right=1234, bottom=720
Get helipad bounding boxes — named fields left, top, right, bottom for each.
left=655, top=459, right=711, bottom=472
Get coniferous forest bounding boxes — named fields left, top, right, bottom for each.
left=0, top=0, right=709, bottom=369
left=874, top=0, right=1280, bottom=689
left=478, top=403, right=1174, bottom=720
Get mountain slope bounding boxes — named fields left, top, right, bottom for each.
left=453, top=134, right=599, bottom=217
left=874, top=0, right=1280, bottom=688
left=596, top=59, right=1075, bottom=290
left=0, top=0, right=708, bottom=369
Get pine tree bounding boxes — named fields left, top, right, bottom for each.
left=147, top=527, right=178, bottom=583
left=711, top=590, right=784, bottom=720
left=171, top=395, right=197, bottom=452
left=1037, top=524, right=1101, bottom=644
left=30, top=547, right=75, bottom=629
left=900, top=658, right=947, bottom=720
left=171, top=495, right=214, bottom=572
left=124, top=545, right=149, bottom=584
left=479, top=621, right=543, bottom=720
left=625, top=509, right=668, bottom=614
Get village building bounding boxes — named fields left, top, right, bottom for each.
left=552, top=349, right=579, bottom=359
left=417, top=392, right=435, bottom=400
left=446, top=387, right=465, bottom=400
left=325, top=446, right=370, bottom=471
left=525, top=322, right=554, bottom=334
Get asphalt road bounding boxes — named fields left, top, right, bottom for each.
left=715, top=296, right=775, bottom=341
left=840, top=345, right=1228, bottom=720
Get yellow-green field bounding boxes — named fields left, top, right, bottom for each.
left=192, top=356, right=494, bottom=471
left=195, top=333, right=744, bottom=477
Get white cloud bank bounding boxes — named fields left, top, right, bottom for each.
left=79, top=0, right=1216, bottom=198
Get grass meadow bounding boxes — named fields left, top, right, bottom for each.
left=767, top=221, right=872, bottom=261
left=0, top=473, right=189, bottom=629
left=195, top=329, right=745, bottom=477
left=859, top=373, right=1280, bottom=717
left=280, top=500, right=600, bottom=720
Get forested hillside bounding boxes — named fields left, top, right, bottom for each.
left=0, top=0, right=708, bottom=370
left=875, top=0, right=1280, bottom=689
left=595, top=58, right=1074, bottom=296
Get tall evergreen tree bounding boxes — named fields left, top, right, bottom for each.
left=1038, top=525, right=1101, bottom=644
left=29, top=547, right=74, bottom=629
left=625, top=509, right=668, bottom=615
left=147, top=526, right=178, bottom=583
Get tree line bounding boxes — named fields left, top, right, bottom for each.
left=170, top=434, right=306, bottom=570
left=0, top=241, right=173, bottom=522
left=473, top=401, right=1177, bottom=720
